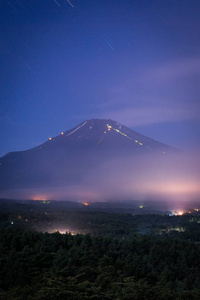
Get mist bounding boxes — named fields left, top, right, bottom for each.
left=82, top=149, right=200, bottom=207
left=1, top=149, right=199, bottom=211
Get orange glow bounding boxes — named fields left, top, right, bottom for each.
left=25, top=219, right=28, bottom=222
left=107, top=128, right=111, bottom=131
left=171, top=210, right=185, bottom=216
left=104, top=131, right=106, bottom=134
left=61, top=132, right=64, bottom=135
left=49, top=137, right=52, bottom=141
left=178, top=211, right=184, bottom=216
left=33, top=195, right=47, bottom=201
left=163, top=151, right=166, bottom=154
left=83, top=202, right=90, bottom=206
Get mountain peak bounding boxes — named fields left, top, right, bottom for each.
left=50, top=118, right=169, bottom=153
left=0, top=119, right=176, bottom=197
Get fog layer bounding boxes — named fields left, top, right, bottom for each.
left=1, top=150, right=199, bottom=210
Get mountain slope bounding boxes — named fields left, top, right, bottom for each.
left=0, top=119, right=176, bottom=197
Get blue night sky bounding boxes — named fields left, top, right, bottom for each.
left=1, top=0, right=200, bottom=157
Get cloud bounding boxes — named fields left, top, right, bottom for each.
left=95, top=57, right=200, bottom=127
left=99, top=103, right=198, bottom=127
left=143, top=57, right=200, bottom=83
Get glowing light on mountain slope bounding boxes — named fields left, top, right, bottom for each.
left=61, top=132, right=64, bottom=135
left=112, top=127, right=130, bottom=139
left=108, top=123, right=146, bottom=146
left=49, top=137, right=52, bottom=141
left=98, top=138, right=103, bottom=144
left=107, top=124, right=112, bottom=131
left=106, top=123, right=167, bottom=153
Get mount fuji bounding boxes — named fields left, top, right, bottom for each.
left=0, top=119, right=177, bottom=200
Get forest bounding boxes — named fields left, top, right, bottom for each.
left=0, top=200, right=200, bottom=299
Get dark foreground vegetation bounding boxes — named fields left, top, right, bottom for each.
left=0, top=229, right=200, bottom=299
left=0, top=199, right=200, bottom=299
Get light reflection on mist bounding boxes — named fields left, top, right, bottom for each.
left=94, top=149, right=199, bottom=208
left=46, top=228, right=77, bottom=235
left=1, top=150, right=199, bottom=210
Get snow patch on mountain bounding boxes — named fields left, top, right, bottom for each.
left=66, top=121, right=87, bottom=137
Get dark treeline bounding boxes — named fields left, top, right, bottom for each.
left=1, top=199, right=200, bottom=241
left=0, top=228, right=200, bottom=299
